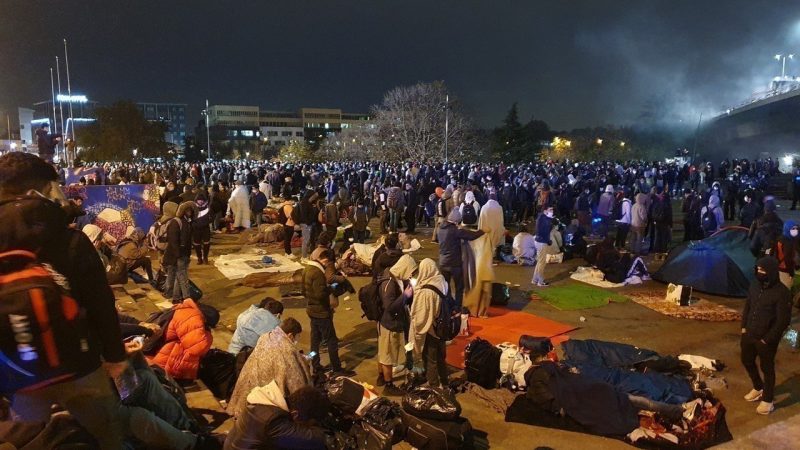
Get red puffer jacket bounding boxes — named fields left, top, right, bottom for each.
left=150, top=299, right=213, bottom=380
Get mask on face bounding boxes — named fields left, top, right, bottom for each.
left=755, top=268, right=769, bottom=285
left=544, top=211, right=554, bottom=218
left=791, top=229, right=799, bottom=238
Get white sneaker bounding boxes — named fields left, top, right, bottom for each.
left=744, top=389, right=763, bottom=402
left=756, top=401, right=774, bottom=415
left=536, top=282, right=549, bottom=287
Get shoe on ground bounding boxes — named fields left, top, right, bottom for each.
left=333, top=368, right=356, bottom=377
left=744, top=389, right=763, bottom=402
left=382, top=383, right=405, bottom=396
left=536, top=282, right=549, bottom=287
left=756, top=401, right=774, bottom=415
left=376, top=374, right=386, bottom=387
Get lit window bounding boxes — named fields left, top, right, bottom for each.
left=241, top=130, right=254, bottom=137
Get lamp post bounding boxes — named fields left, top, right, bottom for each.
left=775, top=53, right=794, bottom=78
left=205, top=99, right=212, bottom=161
left=443, top=94, right=449, bottom=164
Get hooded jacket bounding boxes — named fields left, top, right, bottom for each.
left=742, top=256, right=792, bottom=345
left=700, top=195, right=724, bottom=234
left=437, top=221, right=484, bottom=268
left=150, top=299, right=213, bottom=380
left=410, top=259, right=446, bottom=355
left=223, top=381, right=327, bottom=450
left=303, top=261, right=332, bottom=319
left=597, top=190, right=615, bottom=218
left=774, top=220, right=798, bottom=276
left=116, top=227, right=148, bottom=267
left=459, top=191, right=481, bottom=218
left=380, top=255, right=418, bottom=332
left=163, top=201, right=195, bottom=266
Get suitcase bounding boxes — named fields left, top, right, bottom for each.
left=402, top=411, right=474, bottom=450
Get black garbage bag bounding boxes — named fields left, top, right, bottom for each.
left=325, top=376, right=369, bottom=416
left=350, top=420, right=392, bottom=450
left=359, top=397, right=405, bottom=445
left=402, top=385, right=462, bottom=421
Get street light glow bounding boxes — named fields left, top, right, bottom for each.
left=596, top=138, right=603, bottom=145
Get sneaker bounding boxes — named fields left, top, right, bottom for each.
left=744, top=389, right=763, bottom=402
left=756, top=401, right=774, bottom=415
left=536, top=282, right=549, bottom=287
left=376, top=374, right=386, bottom=387
left=382, top=383, right=405, bottom=396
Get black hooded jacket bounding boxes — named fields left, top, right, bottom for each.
left=742, top=256, right=792, bottom=345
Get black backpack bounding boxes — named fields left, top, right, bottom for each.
left=462, top=204, right=477, bottom=225
left=464, top=338, right=501, bottom=389
left=359, top=276, right=389, bottom=321
left=420, top=284, right=461, bottom=341
left=0, top=248, right=93, bottom=395
left=701, top=207, right=718, bottom=235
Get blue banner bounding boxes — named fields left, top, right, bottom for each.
left=62, top=184, right=161, bottom=241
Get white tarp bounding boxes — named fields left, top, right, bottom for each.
left=214, top=252, right=303, bottom=280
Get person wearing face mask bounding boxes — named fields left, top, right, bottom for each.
left=741, top=257, right=792, bottom=415
left=532, top=206, right=555, bottom=287
left=227, top=318, right=312, bottom=418
left=773, top=221, right=799, bottom=289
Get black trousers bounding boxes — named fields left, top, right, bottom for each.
left=615, top=223, right=630, bottom=249
left=283, top=225, right=294, bottom=255
left=423, top=333, right=447, bottom=387
left=310, top=317, right=342, bottom=370
left=441, top=265, right=465, bottom=308
left=741, top=334, right=778, bottom=402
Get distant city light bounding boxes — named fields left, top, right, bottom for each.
left=596, top=138, right=603, bottom=145
left=56, top=94, right=88, bottom=103
left=783, top=155, right=793, bottom=166
left=620, top=141, right=626, bottom=147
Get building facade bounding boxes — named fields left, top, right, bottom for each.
left=136, top=102, right=187, bottom=146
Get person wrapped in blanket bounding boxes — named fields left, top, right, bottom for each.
left=522, top=338, right=701, bottom=437
left=592, top=236, right=648, bottom=284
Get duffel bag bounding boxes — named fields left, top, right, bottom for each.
left=402, top=411, right=474, bottom=450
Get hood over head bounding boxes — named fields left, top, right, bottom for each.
left=756, top=256, right=780, bottom=287
left=447, top=208, right=462, bottom=223
left=783, top=220, right=797, bottom=238
left=464, top=191, right=475, bottom=204
left=605, top=184, right=614, bottom=193
left=176, top=201, right=198, bottom=220
left=246, top=380, right=289, bottom=411
left=161, top=201, right=179, bottom=223
left=389, top=254, right=418, bottom=280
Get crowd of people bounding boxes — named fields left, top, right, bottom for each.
left=0, top=150, right=795, bottom=449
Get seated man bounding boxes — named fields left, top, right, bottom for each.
left=116, top=227, right=155, bottom=283
left=228, top=318, right=313, bottom=418
left=223, top=383, right=329, bottom=450
left=512, top=223, right=537, bottom=265
left=229, top=298, right=284, bottom=354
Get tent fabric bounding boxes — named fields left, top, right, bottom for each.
left=653, top=227, right=755, bottom=297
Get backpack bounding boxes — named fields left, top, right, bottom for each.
left=462, top=203, right=477, bottom=225
left=290, top=203, right=301, bottom=225
left=651, top=199, right=667, bottom=222
left=701, top=207, right=718, bottom=235
left=496, top=342, right=532, bottom=390
left=387, top=189, right=399, bottom=210
left=152, top=218, right=180, bottom=252
left=359, top=276, right=389, bottom=321
left=436, top=199, right=448, bottom=218
left=464, top=338, right=501, bottom=389
left=420, top=284, right=461, bottom=341
left=0, top=250, right=92, bottom=394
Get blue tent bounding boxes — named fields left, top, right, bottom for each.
left=653, top=227, right=755, bottom=297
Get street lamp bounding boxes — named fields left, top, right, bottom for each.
left=620, top=141, right=626, bottom=147
left=775, top=53, right=794, bottom=78
left=596, top=138, right=603, bottom=145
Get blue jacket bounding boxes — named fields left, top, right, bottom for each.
left=535, top=213, right=553, bottom=245
left=228, top=306, right=280, bottom=354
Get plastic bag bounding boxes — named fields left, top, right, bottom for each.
left=360, top=397, right=405, bottom=445
left=325, top=376, right=379, bottom=416
left=401, top=385, right=462, bottom=421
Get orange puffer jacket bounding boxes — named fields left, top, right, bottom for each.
left=150, top=299, right=213, bottom=380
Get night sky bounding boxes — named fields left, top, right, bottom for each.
left=3, top=1, right=800, bottom=131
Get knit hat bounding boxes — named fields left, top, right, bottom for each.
left=447, top=208, right=462, bottom=223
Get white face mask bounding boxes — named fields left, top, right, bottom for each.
left=545, top=211, right=554, bottom=218
left=791, top=229, right=799, bottom=238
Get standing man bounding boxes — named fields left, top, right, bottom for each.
left=532, top=205, right=555, bottom=287
left=437, top=209, right=484, bottom=308
left=303, top=251, right=355, bottom=376
left=0, top=152, right=126, bottom=448
left=741, top=256, right=792, bottom=415
left=35, top=123, right=61, bottom=164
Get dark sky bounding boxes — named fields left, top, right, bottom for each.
left=3, top=0, right=800, bottom=131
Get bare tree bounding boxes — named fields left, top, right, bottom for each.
left=371, top=81, right=478, bottom=162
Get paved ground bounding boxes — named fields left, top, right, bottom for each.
left=116, top=200, right=800, bottom=449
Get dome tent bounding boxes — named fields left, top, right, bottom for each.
left=653, top=227, right=755, bottom=297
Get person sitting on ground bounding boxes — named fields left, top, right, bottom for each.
left=224, top=383, right=329, bottom=450
left=377, top=254, right=418, bottom=396
left=149, top=298, right=214, bottom=382
left=512, top=223, right=537, bottom=266
left=116, top=227, right=155, bottom=283
left=229, top=298, right=284, bottom=355
left=228, top=318, right=313, bottom=418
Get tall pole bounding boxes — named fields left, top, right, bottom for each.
left=444, top=94, right=449, bottom=164
left=50, top=68, right=58, bottom=134
left=6, top=115, right=10, bottom=141
left=63, top=40, right=75, bottom=139
left=692, top=112, right=703, bottom=164
left=782, top=56, right=787, bottom=78
left=55, top=57, right=66, bottom=162
left=205, top=99, right=212, bottom=161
